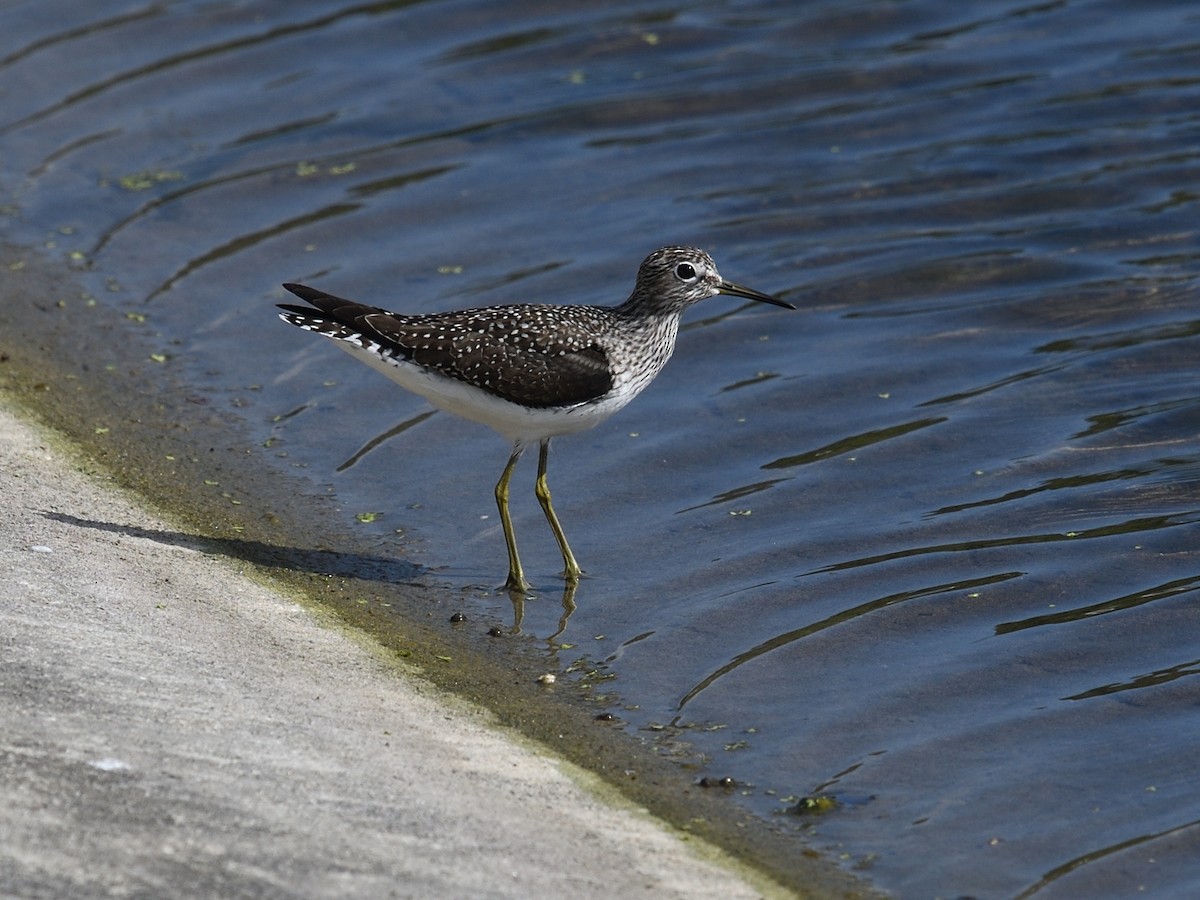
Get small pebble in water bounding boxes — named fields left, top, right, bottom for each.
left=787, top=795, right=838, bottom=815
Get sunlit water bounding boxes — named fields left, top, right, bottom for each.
left=4, top=1, right=1199, bottom=895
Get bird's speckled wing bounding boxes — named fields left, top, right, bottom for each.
left=279, top=284, right=614, bottom=408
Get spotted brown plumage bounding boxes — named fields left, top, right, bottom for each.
left=278, top=246, right=793, bottom=592
left=279, top=284, right=615, bottom=409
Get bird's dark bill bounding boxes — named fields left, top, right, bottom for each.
left=717, top=279, right=795, bottom=310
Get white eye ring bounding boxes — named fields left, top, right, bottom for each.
left=674, top=262, right=699, bottom=282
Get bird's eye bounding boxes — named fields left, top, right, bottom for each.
left=674, top=262, right=697, bottom=281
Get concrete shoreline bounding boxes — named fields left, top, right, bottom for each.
left=0, top=400, right=785, bottom=898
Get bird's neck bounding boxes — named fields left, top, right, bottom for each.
left=605, top=300, right=683, bottom=391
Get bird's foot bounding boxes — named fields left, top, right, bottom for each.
left=503, top=572, right=533, bottom=595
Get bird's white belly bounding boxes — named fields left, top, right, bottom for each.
left=332, top=340, right=633, bottom=445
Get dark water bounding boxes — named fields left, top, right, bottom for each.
left=4, top=1, right=1199, bottom=895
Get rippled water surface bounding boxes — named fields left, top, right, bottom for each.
left=4, top=1, right=1199, bottom=895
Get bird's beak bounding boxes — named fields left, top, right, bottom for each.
left=716, top=279, right=796, bottom=310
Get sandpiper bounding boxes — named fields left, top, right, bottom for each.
left=278, top=246, right=793, bottom=592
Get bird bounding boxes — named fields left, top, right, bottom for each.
left=277, top=245, right=794, bottom=593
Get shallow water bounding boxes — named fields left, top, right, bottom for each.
left=3, top=0, right=1199, bottom=895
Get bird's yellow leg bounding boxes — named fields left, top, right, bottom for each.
left=496, top=446, right=530, bottom=593
left=536, top=440, right=582, bottom=584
